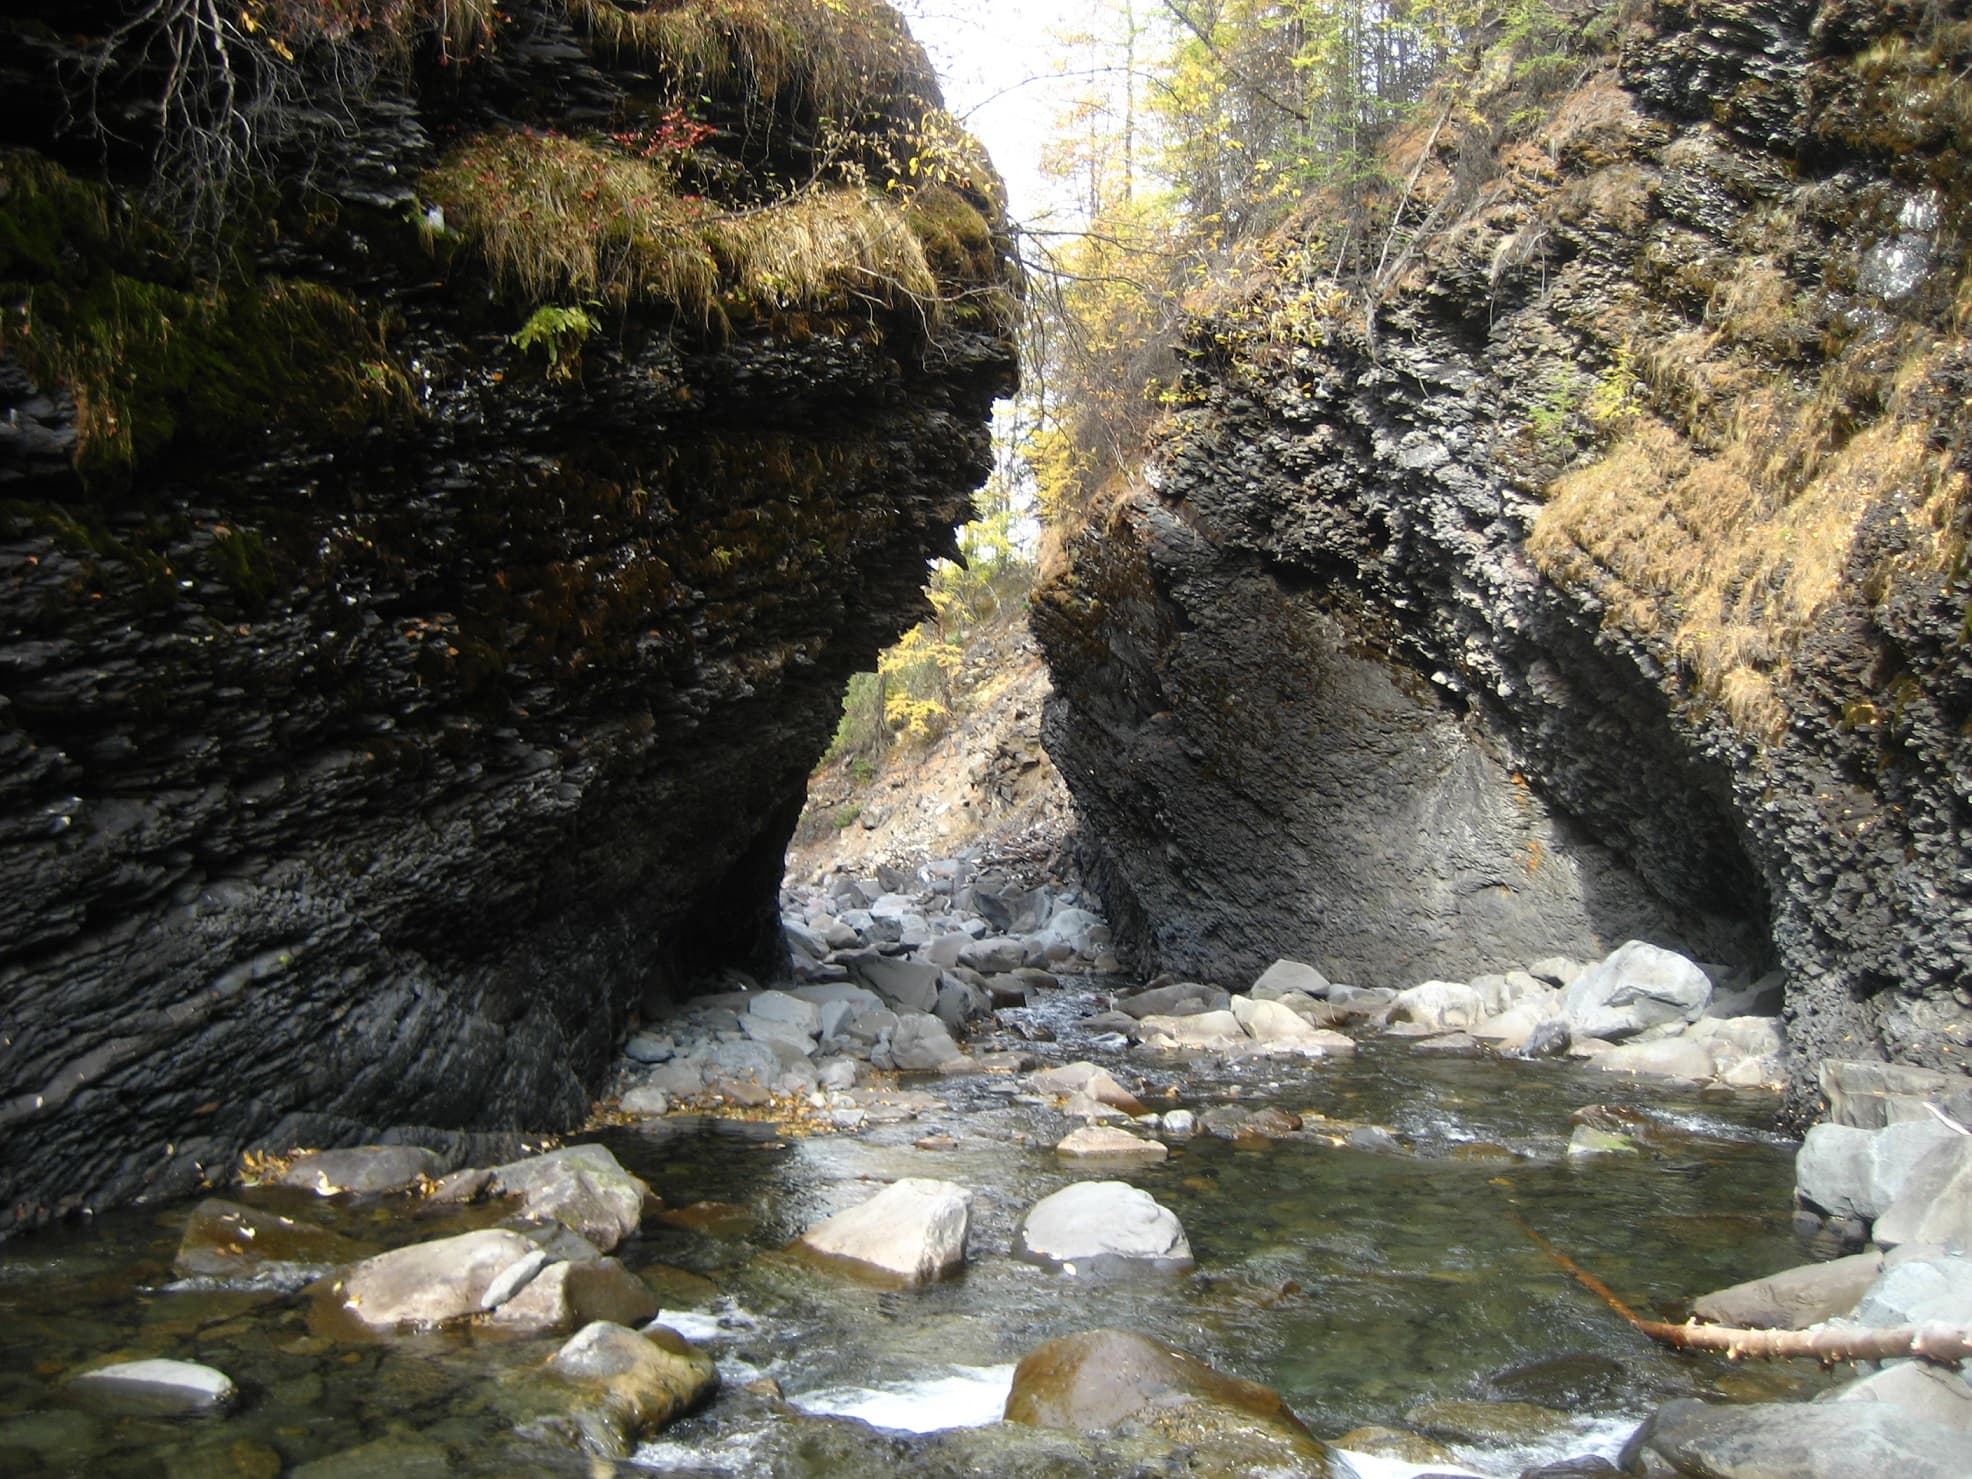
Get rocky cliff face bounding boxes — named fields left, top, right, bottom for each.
left=1035, top=0, right=1971, bottom=1116
left=0, top=0, right=1015, bottom=1230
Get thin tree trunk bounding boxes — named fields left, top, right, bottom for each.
left=1509, top=1211, right=1972, bottom=1366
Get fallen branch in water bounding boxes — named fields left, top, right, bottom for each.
left=1506, top=1209, right=1972, bottom=1366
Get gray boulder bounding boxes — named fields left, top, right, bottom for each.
left=851, top=955, right=942, bottom=1014
left=1823, top=1361, right=1972, bottom=1430
left=704, top=1037, right=780, bottom=1090
left=620, top=1085, right=670, bottom=1116
left=1014, top=1181, right=1192, bottom=1272
left=794, top=1177, right=972, bottom=1285
left=276, top=1145, right=444, bottom=1197
left=958, top=936, right=1028, bottom=974
left=891, top=1012, right=965, bottom=1071
left=324, top=1227, right=540, bottom=1331
left=783, top=918, right=830, bottom=960
left=1389, top=981, right=1484, bottom=1031
left=1250, top=958, right=1331, bottom=999
left=1620, top=1396, right=1971, bottom=1479
left=70, top=1359, right=237, bottom=1415
left=1873, top=1138, right=1972, bottom=1250
left=488, top=1145, right=649, bottom=1251
left=747, top=989, right=823, bottom=1034
left=1559, top=941, right=1712, bottom=1041
left=1690, top=1251, right=1884, bottom=1329
left=623, top=1032, right=674, bottom=1064
left=1854, top=1249, right=1972, bottom=1329
left=640, top=1060, right=704, bottom=1097
left=742, top=1013, right=817, bottom=1054
left=1820, top=1059, right=1972, bottom=1130
left=934, top=972, right=990, bottom=1030
left=1797, top=1124, right=1877, bottom=1219
left=1114, top=982, right=1230, bottom=1019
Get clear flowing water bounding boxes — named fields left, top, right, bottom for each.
left=0, top=986, right=1832, bottom=1477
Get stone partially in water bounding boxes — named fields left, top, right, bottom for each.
left=69, top=1358, right=237, bottom=1415
left=527, top=1321, right=718, bottom=1458
left=1333, top=1424, right=1459, bottom=1466
left=1055, top=1125, right=1168, bottom=1163
left=276, top=1145, right=444, bottom=1196
left=1560, top=941, right=1712, bottom=1042
left=319, top=1227, right=539, bottom=1333
left=1137, top=1011, right=1246, bottom=1048
left=1404, top=1397, right=1568, bottom=1445
left=174, top=1199, right=372, bottom=1286
left=1004, top=1328, right=1330, bottom=1474
left=1014, top=1182, right=1192, bottom=1273
left=486, top=1257, right=660, bottom=1333
left=1689, top=1251, right=1883, bottom=1330
left=1029, top=1061, right=1146, bottom=1114
left=794, top=1177, right=972, bottom=1285
left=1620, top=1397, right=1971, bottom=1479
left=486, top=1144, right=650, bottom=1252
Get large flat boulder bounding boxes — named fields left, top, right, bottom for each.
left=794, top=1177, right=972, bottom=1285
left=1689, top=1252, right=1883, bottom=1330
left=1821, top=1060, right=1972, bottom=1130
left=1620, top=1397, right=1971, bottom=1479
left=321, top=1227, right=540, bottom=1332
left=276, top=1146, right=445, bottom=1197
left=174, top=1198, right=372, bottom=1287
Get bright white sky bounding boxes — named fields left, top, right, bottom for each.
left=901, top=0, right=1112, bottom=227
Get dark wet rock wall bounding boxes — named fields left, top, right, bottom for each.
left=1035, top=0, right=1972, bottom=1115
left=0, top=0, right=1015, bottom=1229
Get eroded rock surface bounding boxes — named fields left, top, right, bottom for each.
left=0, top=0, right=1016, bottom=1230
left=1033, top=0, right=1972, bottom=1113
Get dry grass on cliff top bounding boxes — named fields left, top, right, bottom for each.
left=1526, top=7, right=1972, bottom=741
left=1530, top=326, right=1968, bottom=738
left=425, top=132, right=943, bottom=323
left=566, top=0, right=936, bottom=123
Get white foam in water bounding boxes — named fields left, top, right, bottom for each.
left=1451, top=1412, right=1642, bottom=1478
left=1334, top=1452, right=1486, bottom=1479
left=648, top=1305, right=758, bottom=1343
left=789, top=1364, right=1018, bottom=1433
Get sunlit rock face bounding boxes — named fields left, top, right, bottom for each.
left=1035, top=0, right=1972, bottom=1118
left=0, top=0, right=1016, bottom=1230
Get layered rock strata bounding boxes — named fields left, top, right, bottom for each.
left=0, top=0, right=1015, bottom=1229
left=1034, top=0, right=1972, bottom=1115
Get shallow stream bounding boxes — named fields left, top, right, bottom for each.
left=0, top=983, right=1832, bottom=1477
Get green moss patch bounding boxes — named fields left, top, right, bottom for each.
left=0, top=150, right=413, bottom=487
